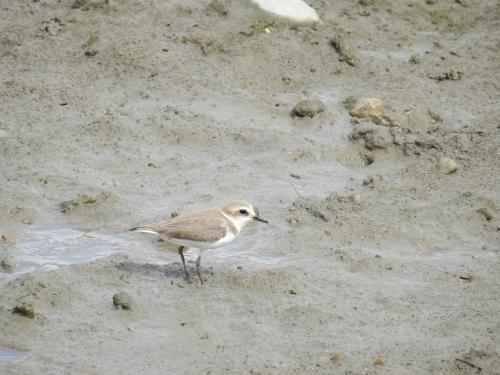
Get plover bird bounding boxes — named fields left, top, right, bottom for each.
left=129, top=200, right=268, bottom=283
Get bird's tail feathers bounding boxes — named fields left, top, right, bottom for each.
left=129, top=226, right=159, bottom=235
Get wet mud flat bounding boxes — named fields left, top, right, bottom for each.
left=1, top=0, right=500, bottom=374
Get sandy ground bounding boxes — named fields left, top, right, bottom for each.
left=1, top=0, right=500, bottom=374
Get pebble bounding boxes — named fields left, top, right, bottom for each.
left=457, top=272, right=473, bottom=282
left=1, top=234, right=16, bottom=245
left=351, top=193, right=363, bottom=205
left=331, top=352, right=345, bottom=363
left=439, top=157, right=458, bottom=174
left=292, top=100, right=326, bottom=118
left=373, top=357, right=385, bottom=366
left=346, top=97, right=385, bottom=125
left=1, top=255, right=16, bottom=273
left=113, top=291, right=135, bottom=310
left=0, top=129, right=9, bottom=138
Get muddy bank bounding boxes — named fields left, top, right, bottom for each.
left=1, top=0, right=499, bottom=374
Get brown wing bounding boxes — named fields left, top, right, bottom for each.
left=149, top=209, right=228, bottom=243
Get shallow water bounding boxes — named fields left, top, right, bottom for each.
left=10, top=225, right=132, bottom=273
left=0, top=347, right=26, bottom=365
left=9, top=225, right=282, bottom=274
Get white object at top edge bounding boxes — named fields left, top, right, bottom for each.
left=249, top=0, right=320, bottom=23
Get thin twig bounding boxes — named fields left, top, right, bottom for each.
left=455, top=358, right=482, bottom=372
left=290, top=182, right=304, bottom=199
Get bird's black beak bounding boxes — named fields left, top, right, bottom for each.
left=253, top=216, right=269, bottom=224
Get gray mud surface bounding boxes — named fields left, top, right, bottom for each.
left=1, top=0, right=499, bottom=374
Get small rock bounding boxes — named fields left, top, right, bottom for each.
left=292, top=100, right=326, bottom=118
left=1, top=234, right=16, bottom=245
left=373, top=357, right=385, bottom=366
left=1, top=255, right=16, bottom=272
left=84, top=49, right=98, bottom=57
left=439, top=157, right=458, bottom=174
left=113, top=291, right=135, bottom=310
left=346, top=97, right=385, bottom=125
left=456, top=272, right=473, bottom=282
left=13, top=303, right=35, bottom=318
left=476, top=207, right=493, bottom=221
left=331, top=352, right=345, bottom=363
left=0, top=129, right=9, bottom=138
left=351, top=193, right=363, bottom=205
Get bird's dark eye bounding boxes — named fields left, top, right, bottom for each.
left=239, top=209, right=248, bottom=215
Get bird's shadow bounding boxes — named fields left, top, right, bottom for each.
left=115, top=261, right=212, bottom=280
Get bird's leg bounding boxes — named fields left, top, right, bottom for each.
left=178, top=246, right=190, bottom=281
left=195, top=254, right=203, bottom=284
